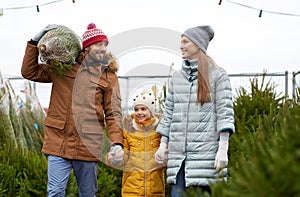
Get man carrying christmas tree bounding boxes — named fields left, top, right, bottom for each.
left=21, top=23, right=124, bottom=197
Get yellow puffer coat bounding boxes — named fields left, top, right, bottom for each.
left=117, top=114, right=166, bottom=197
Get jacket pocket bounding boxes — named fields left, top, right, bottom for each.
left=81, top=124, right=104, bottom=134
left=80, top=124, right=104, bottom=158
left=44, top=116, right=65, bottom=130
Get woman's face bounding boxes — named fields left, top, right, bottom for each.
left=134, top=104, right=152, bottom=122
left=180, top=35, right=200, bottom=60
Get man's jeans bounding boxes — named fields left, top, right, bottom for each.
left=47, top=155, right=98, bottom=197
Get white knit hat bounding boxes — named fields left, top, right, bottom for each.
left=133, top=90, right=156, bottom=114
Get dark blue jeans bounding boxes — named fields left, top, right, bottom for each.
left=171, top=162, right=211, bottom=197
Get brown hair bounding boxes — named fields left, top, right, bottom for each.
left=197, top=50, right=211, bottom=105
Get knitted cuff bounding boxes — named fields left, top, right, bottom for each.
left=160, top=136, right=169, bottom=144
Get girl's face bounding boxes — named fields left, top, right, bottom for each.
left=134, top=104, right=152, bottom=122
left=180, top=35, right=200, bottom=60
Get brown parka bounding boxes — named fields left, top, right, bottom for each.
left=21, top=42, right=123, bottom=161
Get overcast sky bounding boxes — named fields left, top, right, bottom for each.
left=0, top=0, right=300, bottom=78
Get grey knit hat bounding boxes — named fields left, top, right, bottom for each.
left=182, top=25, right=214, bottom=53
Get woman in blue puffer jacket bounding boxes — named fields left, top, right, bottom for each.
left=154, top=25, right=235, bottom=197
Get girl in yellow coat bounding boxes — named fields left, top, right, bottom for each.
left=108, top=90, right=167, bottom=197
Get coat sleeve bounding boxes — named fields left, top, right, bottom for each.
left=215, top=68, right=235, bottom=134
left=21, top=42, right=52, bottom=82
left=103, top=73, right=124, bottom=146
left=156, top=75, right=175, bottom=138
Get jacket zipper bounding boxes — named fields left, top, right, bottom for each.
left=184, top=82, right=193, bottom=155
left=144, top=126, right=147, bottom=196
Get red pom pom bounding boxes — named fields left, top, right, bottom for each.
left=87, top=23, right=96, bottom=30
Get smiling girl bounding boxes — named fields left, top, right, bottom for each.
left=107, top=89, right=167, bottom=197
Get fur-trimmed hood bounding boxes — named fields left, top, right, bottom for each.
left=123, top=113, right=162, bottom=132
left=105, top=52, right=119, bottom=73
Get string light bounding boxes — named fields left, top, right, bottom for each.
left=0, top=1, right=299, bottom=18
left=219, top=0, right=300, bottom=18
left=259, top=10, right=262, bottom=18
left=0, top=0, right=66, bottom=15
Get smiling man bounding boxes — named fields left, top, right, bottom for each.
left=21, top=23, right=124, bottom=197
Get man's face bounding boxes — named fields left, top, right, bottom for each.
left=86, top=42, right=108, bottom=63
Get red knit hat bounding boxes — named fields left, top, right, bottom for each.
left=82, top=23, right=108, bottom=49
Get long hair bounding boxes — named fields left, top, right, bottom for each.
left=197, top=50, right=211, bottom=105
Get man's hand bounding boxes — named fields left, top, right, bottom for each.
left=108, top=145, right=124, bottom=166
left=32, top=24, right=59, bottom=42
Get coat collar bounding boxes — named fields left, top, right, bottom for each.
left=132, top=115, right=159, bottom=131
left=76, top=51, right=119, bottom=74
left=181, top=59, right=198, bottom=82
left=122, top=114, right=162, bottom=132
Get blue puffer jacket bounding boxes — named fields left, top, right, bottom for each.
left=157, top=59, right=235, bottom=187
